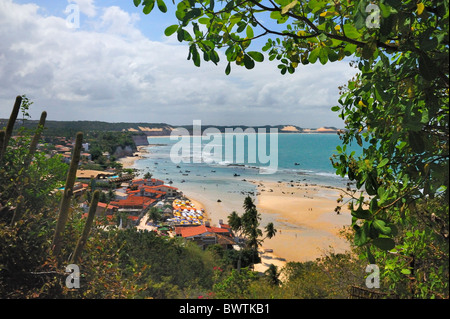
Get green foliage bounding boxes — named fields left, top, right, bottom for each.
left=147, top=206, right=163, bottom=224
left=213, top=267, right=258, bottom=299
left=0, top=125, right=68, bottom=222
left=19, top=94, right=32, bottom=124
left=114, top=229, right=215, bottom=298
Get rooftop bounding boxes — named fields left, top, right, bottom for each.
left=175, top=225, right=231, bottom=238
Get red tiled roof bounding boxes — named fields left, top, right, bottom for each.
left=127, top=187, right=166, bottom=195
left=97, top=202, right=119, bottom=209
left=148, top=185, right=178, bottom=190
left=141, top=186, right=165, bottom=194
left=176, top=225, right=230, bottom=238
left=110, top=195, right=155, bottom=208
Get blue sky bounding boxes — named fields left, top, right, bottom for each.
left=0, top=0, right=356, bottom=128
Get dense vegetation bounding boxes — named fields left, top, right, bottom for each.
left=0, top=118, right=170, bottom=138
left=85, top=131, right=137, bottom=163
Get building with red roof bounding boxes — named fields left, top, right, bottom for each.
left=110, top=195, right=155, bottom=212
left=131, top=178, right=165, bottom=187
left=175, top=224, right=235, bottom=250
left=95, top=202, right=119, bottom=216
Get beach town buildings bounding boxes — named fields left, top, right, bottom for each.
left=73, top=173, right=237, bottom=249
left=174, top=221, right=235, bottom=250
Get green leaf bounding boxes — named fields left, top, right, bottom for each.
left=343, top=43, right=357, bottom=56
left=354, top=222, right=370, bottom=246
left=164, top=25, right=178, bottom=37
left=134, top=0, right=142, bottom=6
left=246, top=25, right=254, bottom=39
left=308, top=47, right=320, bottom=63
left=401, top=268, right=411, bottom=275
left=377, top=158, right=389, bottom=168
left=373, top=238, right=395, bottom=250
left=156, top=0, right=167, bottom=13
left=142, top=0, right=155, bottom=14
left=225, top=62, right=231, bottom=75
left=351, top=205, right=372, bottom=220
left=331, top=106, right=340, bottom=112
left=318, top=47, right=328, bottom=65
left=343, top=24, right=360, bottom=39
left=365, top=170, right=379, bottom=196
left=373, top=219, right=392, bottom=235
left=210, top=50, right=220, bottom=65
left=247, top=51, right=264, bottom=62
left=418, top=53, right=438, bottom=81
left=243, top=54, right=255, bottom=69
left=198, top=17, right=210, bottom=25
left=190, top=45, right=200, bottom=67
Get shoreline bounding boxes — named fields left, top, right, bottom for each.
left=249, top=180, right=352, bottom=263
left=184, top=180, right=352, bottom=273
left=116, top=145, right=152, bottom=168
left=121, top=143, right=353, bottom=274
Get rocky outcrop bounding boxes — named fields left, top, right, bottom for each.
left=114, top=145, right=134, bottom=158
left=132, top=135, right=150, bottom=146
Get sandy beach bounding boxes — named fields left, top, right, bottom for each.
left=250, top=180, right=352, bottom=263
left=119, top=144, right=354, bottom=274
left=117, top=145, right=150, bottom=168
left=182, top=180, right=353, bottom=276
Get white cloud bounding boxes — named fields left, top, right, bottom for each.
left=0, top=0, right=356, bottom=128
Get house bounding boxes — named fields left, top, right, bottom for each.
left=131, top=178, right=165, bottom=187
left=95, top=202, right=119, bottom=216
left=80, top=152, right=92, bottom=161
left=110, top=195, right=155, bottom=214
left=128, top=186, right=166, bottom=199
left=147, top=185, right=179, bottom=198
left=175, top=223, right=235, bottom=250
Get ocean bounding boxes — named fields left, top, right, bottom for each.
left=132, top=132, right=360, bottom=222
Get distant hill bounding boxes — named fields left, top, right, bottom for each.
left=0, top=119, right=340, bottom=136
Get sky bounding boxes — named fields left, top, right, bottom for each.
left=0, top=0, right=357, bottom=128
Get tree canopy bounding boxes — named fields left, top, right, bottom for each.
left=135, top=0, right=449, bottom=298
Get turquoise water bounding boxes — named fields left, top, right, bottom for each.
left=133, top=133, right=361, bottom=198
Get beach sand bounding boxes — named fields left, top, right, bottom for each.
left=183, top=180, right=353, bottom=276
left=250, top=180, right=352, bottom=263
left=120, top=145, right=353, bottom=275
left=117, top=145, right=150, bottom=168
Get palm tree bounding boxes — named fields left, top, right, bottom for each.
left=144, top=171, right=152, bottom=180
left=264, top=222, right=277, bottom=240
left=228, top=211, right=242, bottom=233
left=265, top=264, right=282, bottom=286
left=147, top=207, right=162, bottom=224
left=243, top=195, right=256, bottom=212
